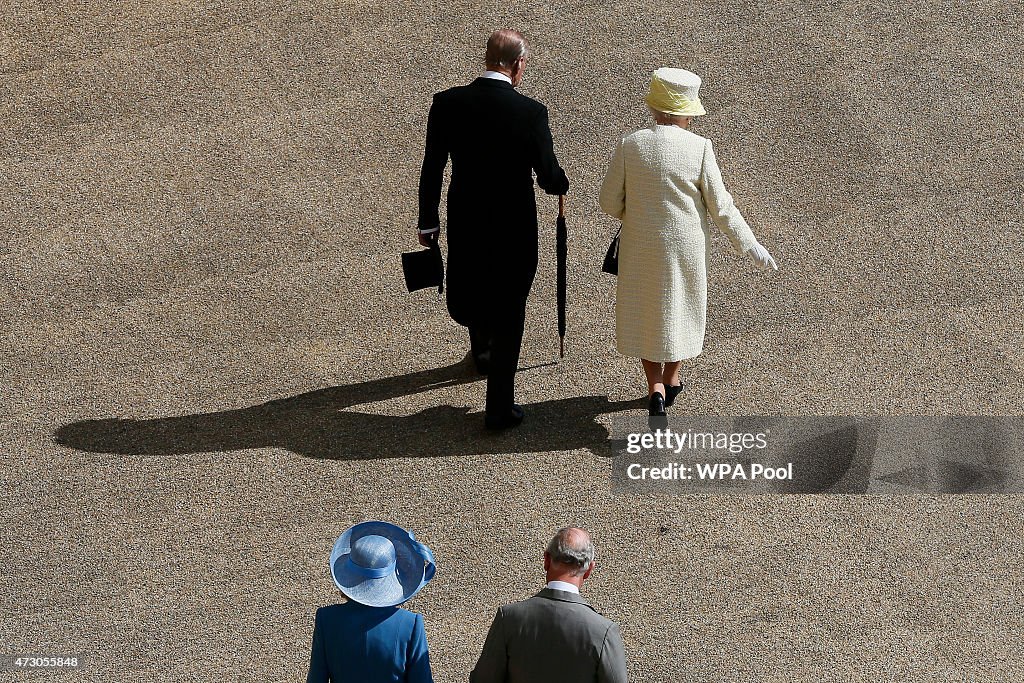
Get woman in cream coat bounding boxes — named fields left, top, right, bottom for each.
left=599, top=68, right=778, bottom=416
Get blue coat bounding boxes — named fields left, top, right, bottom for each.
left=306, top=602, right=433, bottom=683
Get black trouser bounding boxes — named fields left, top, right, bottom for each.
left=468, top=296, right=528, bottom=417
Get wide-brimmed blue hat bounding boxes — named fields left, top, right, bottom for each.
left=329, top=521, right=436, bottom=608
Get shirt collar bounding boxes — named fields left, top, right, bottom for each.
left=482, top=70, right=513, bottom=85
left=546, top=580, right=580, bottom=594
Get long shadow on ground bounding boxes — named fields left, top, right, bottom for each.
left=54, top=359, right=640, bottom=460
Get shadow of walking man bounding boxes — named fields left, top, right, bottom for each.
left=55, top=359, right=640, bottom=460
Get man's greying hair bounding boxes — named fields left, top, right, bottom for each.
left=485, top=29, right=528, bottom=69
left=546, top=527, right=595, bottom=576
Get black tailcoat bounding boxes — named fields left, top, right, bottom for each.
left=418, top=77, right=569, bottom=325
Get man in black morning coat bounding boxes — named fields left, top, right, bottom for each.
left=417, top=29, right=569, bottom=430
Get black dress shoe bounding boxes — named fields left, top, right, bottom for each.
left=648, top=392, right=666, bottom=417
left=485, top=404, right=524, bottom=431
left=664, top=383, right=683, bottom=407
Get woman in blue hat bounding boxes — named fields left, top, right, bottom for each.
left=306, top=521, right=437, bottom=683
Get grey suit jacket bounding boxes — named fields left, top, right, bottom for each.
left=469, top=588, right=627, bottom=683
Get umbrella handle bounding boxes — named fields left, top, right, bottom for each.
left=559, top=194, right=565, bottom=218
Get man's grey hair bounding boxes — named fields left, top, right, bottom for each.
left=485, top=29, right=528, bottom=69
left=546, top=527, right=595, bottom=577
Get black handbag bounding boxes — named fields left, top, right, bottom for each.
left=602, top=227, right=621, bottom=275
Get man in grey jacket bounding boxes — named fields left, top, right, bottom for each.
left=470, top=527, right=628, bottom=683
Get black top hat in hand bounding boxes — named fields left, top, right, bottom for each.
left=401, top=241, right=444, bottom=294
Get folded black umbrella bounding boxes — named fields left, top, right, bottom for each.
left=401, top=241, right=443, bottom=294
left=557, top=195, right=567, bottom=358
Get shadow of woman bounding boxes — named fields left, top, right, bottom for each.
left=54, top=359, right=641, bottom=460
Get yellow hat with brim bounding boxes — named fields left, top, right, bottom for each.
left=645, top=67, right=707, bottom=117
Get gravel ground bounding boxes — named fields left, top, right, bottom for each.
left=3, top=1, right=1023, bottom=681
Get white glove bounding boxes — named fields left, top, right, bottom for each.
left=746, top=242, right=778, bottom=271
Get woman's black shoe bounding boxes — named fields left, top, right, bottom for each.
left=664, top=383, right=683, bottom=407
left=648, top=392, right=666, bottom=417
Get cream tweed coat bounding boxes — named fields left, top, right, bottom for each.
left=599, top=124, right=758, bottom=361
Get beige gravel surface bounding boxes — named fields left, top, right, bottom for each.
left=3, top=1, right=1024, bottom=681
